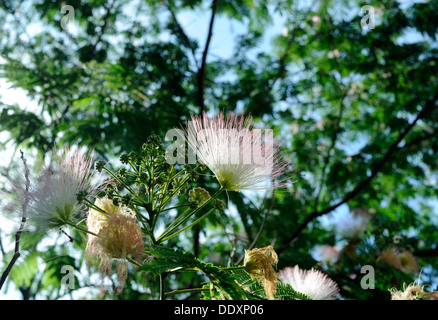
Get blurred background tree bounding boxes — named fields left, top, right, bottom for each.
left=0, top=0, right=437, bottom=300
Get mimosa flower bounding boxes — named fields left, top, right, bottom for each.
left=336, top=208, right=371, bottom=239
left=389, top=283, right=426, bottom=300
left=398, top=251, right=419, bottom=274
left=312, top=245, right=339, bottom=266
left=184, top=112, right=291, bottom=192
left=278, top=266, right=339, bottom=300
left=4, top=146, right=107, bottom=233
left=243, top=245, right=279, bottom=300
left=390, top=281, right=438, bottom=300
left=86, top=196, right=143, bottom=295
left=377, top=249, right=418, bottom=274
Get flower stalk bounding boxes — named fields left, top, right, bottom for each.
left=156, top=187, right=224, bottom=243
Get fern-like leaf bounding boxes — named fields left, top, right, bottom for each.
left=275, top=280, right=312, bottom=300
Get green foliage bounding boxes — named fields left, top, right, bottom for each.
left=230, top=269, right=310, bottom=300
left=8, top=251, right=39, bottom=289
left=139, top=245, right=308, bottom=300
left=141, top=245, right=252, bottom=300
left=275, top=281, right=311, bottom=301
left=0, top=0, right=437, bottom=300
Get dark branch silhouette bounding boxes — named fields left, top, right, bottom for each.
left=197, top=0, right=220, bottom=114
left=245, top=27, right=298, bottom=116
left=166, top=1, right=200, bottom=71
left=277, top=92, right=438, bottom=254
left=0, top=150, right=30, bottom=290
left=414, top=247, right=438, bottom=258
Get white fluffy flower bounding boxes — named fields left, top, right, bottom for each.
left=336, top=208, right=371, bottom=239
left=7, top=146, right=107, bottom=233
left=389, top=283, right=426, bottom=300
left=278, top=266, right=339, bottom=300
left=312, top=245, right=340, bottom=266
left=185, top=112, right=291, bottom=192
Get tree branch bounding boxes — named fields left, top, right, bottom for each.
left=193, top=225, right=201, bottom=258
left=197, top=0, right=220, bottom=114
left=414, top=247, right=438, bottom=258
left=270, top=28, right=298, bottom=86
left=236, top=190, right=276, bottom=265
left=0, top=231, right=5, bottom=257
left=0, top=150, right=30, bottom=290
left=277, top=92, right=438, bottom=254
left=86, top=0, right=115, bottom=62
left=313, top=89, right=348, bottom=212
left=245, top=27, right=297, bottom=115
left=248, top=190, right=275, bottom=251
left=166, top=1, right=200, bottom=71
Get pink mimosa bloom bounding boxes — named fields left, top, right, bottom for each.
left=86, top=196, right=143, bottom=295
left=185, top=112, right=292, bottom=192
left=5, top=146, right=109, bottom=233
left=312, top=245, right=340, bottom=265
left=278, top=266, right=339, bottom=300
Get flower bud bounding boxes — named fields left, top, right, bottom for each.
left=188, top=188, right=210, bottom=207
left=213, top=199, right=226, bottom=213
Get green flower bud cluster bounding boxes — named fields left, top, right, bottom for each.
left=183, top=164, right=201, bottom=182
left=95, top=160, right=106, bottom=172
left=212, top=199, right=226, bottom=213
left=188, top=187, right=211, bottom=209
left=86, top=134, right=227, bottom=253
left=172, top=177, right=189, bottom=195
